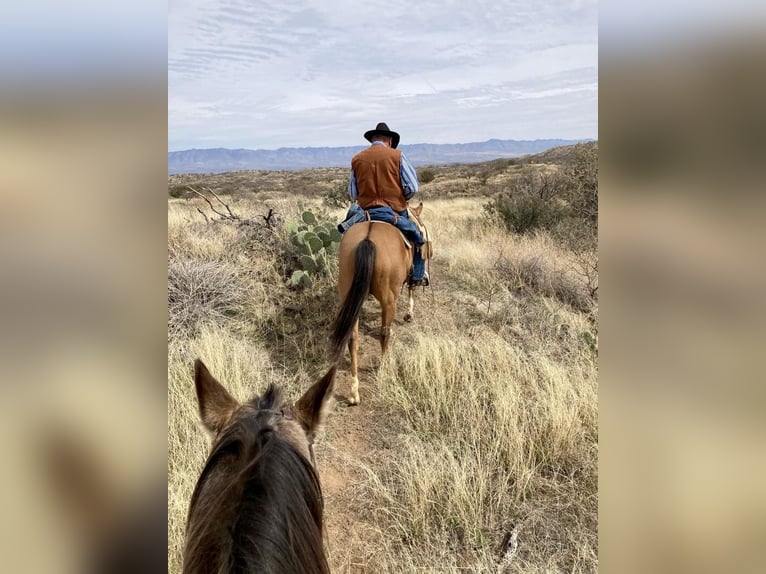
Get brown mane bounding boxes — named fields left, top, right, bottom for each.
left=183, top=384, right=329, bottom=574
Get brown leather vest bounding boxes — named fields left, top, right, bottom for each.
left=351, top=144, right=407, bottom=212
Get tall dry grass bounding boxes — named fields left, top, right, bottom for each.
left=341, top=198, right=597, bottom=572
left=167, top=195, right=342, bottom=572
left=350, top=330, right=597, bottom=572
left=167, top=177, right=597, bottom=573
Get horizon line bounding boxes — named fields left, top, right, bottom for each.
left=168, top=136, right=596, bottom=154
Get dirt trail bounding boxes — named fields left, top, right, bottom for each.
left=315, top=292, right=425, bottom=571
left=315, top=268, right=445, bottom=572
left=315, top=310, right=383, bottom=573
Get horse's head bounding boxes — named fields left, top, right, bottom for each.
left=411, top=201, right=424, bottom=217
left=186, top=361, right=335, bottom=573
left=193, top=359, right=336, bottom=467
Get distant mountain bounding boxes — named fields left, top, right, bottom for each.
left=168, top=138, right=591, bottom=174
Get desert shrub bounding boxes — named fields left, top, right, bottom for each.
left=551, top=217, right=597, bottom=252
left=485, top=193, right=568, bottom=234
left=322, top=180, right=350, bottom=208
left=494, top=253, right=593, bottom=313
left=167, top=258, right=244, bottom=338
left=510, top=166, right=566, bottom=200
left=542, top=145, right=598, bottom=250
left=418, top=168, right=436, bottom=184
left=482, top=163, right=571, bottom=234
left=484, top=148, right=597, bottom=244
left=168, top=184, right=190, bottom=199
left=564, top=143, right=598, bottom=222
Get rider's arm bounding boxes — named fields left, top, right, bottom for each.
left=400, top=152, right=419, bottom=200
left=348, top=169, right=359, bottom=200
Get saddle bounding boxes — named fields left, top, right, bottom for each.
left=340, top=203, right=433, bottom=258
left=369, top=221, right=412, bottom=249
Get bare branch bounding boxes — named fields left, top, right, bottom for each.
left=262, top=208, right=274, bottom=228
left=195, top=207, right=210, bottom=223
left=201, top=186, right=238, bottom=219
left=187, top=186, right=229, bottom=219
left=187, top=186, right=238, bottom=220
left=570, top=252, right=599, bottom=301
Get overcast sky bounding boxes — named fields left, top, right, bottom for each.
left=168, top=0, right=598, bottom=151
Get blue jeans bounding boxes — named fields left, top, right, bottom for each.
left=410, top=246, right=426, bottom=282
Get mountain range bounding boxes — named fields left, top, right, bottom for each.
left=168, top=138, right=591, bottom=174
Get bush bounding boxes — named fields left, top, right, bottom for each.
left=552, top=217, right=597, bottom=252
left=168, top=184, right=189, bottom=199
left=167, top=259, right=243, bottom=338
left=322, top=180, right=350, bottom=208
left=483, top=146, right=597, bottom=241
left=565, top=144, right=598, bottom=222
left=418, top=168, right=436, bottom=184
left=485, top=193, right=567, bottom=234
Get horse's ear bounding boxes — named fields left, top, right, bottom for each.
left=194, top=359, right=239, bottom=434
left=294, top=366, right=336, bottom=438
left=413, top=202, right=423, bottom=216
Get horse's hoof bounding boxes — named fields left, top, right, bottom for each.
left=346, top=396, right=360, bottom=406
left=404, top=313, right=412, bottom=322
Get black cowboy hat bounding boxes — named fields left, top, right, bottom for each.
left=364, top=122, right=400, bottom=149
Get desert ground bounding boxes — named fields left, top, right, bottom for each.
left=168, top=143, right=598, bottom=573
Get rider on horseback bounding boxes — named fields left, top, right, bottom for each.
left=339, top=122, right=429, bottom=287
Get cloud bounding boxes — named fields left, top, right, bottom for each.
left=168, top=0, right=598, bottom=150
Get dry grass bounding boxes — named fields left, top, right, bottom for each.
left=352, top=331, right=597, bottom=572
left=426, top=199, right=595, bottom=309
left=167, top=159, right=598, bottom=573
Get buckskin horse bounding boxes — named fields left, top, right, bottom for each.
left=183, top=360, right=335, bottom=574
left=330, top=202, right=427, bottom=405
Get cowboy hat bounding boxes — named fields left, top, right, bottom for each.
left=364, top=122, right=400, bottom=149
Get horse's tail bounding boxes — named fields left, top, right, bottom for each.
left=330, top=235, right=376, bottom=363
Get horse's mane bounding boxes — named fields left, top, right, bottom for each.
left=183, top=385, right=328, bottom=574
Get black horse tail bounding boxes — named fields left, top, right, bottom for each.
left=330, top=235, right=376, bottom=363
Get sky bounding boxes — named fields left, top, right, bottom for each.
left=168, top=0, right=598, bottom=151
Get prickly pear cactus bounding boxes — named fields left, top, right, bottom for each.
left=286, top=208, right=342, bottom=288
left=289, top=269, right=313, bottom=288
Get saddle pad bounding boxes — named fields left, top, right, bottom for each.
left=370, top=221, right=412, bottom=249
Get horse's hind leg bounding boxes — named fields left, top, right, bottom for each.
left=380, top=296, right=396, bottom=354
left=348, top=319, right=360, bottom=405
left=404, top=286, right=415, bottom=322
